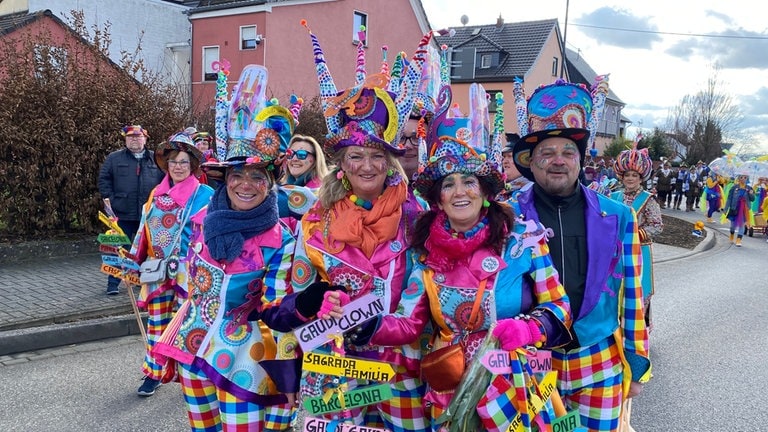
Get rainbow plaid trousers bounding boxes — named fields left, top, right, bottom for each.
left=178, top=362, right=294, bottom=431
left=141, top=289, right=177, bottom=380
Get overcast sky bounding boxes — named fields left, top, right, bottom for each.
left=420, top=0, right=768, bottom=153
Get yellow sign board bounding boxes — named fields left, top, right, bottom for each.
left=100, top=264, right=140, bottom=285
left=302, top=352, right=395, bottom=382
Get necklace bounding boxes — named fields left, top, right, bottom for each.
left=349, top=194, right=374, bottom=210
left=445, top=217, right=488, bottom=239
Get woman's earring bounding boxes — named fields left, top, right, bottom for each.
left=483, top=199, right=491, bottom=208
left=337, top=170, right=351, bottom=191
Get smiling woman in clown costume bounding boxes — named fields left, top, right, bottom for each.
left=152, top=64, right=327, bottom=431
left=292, top=21, right=435, bottom=432
left=406, top=83, right=571, bottom=431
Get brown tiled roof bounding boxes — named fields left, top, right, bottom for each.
left=435, top=18, right=559, bottom=81
left=0, top=10, right=44, bottom=36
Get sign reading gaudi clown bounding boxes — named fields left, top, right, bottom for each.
left=293, top=293, right=384, bottom=351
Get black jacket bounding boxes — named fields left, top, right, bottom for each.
left=98, top=148, right=164, bottom=221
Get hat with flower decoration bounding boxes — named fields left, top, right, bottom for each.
left=512, top=76, right=610, bottom=181
left=302, top=20, right=434, bottom=157
left=614, top=144, right=653, bottom=181
left=206, top=62, right=302, bottom=171
left=412, top=83, right=506, bottom=197
left=155, top=131, right=204, bottom=172
left=121, top=125, right=148, bottom=137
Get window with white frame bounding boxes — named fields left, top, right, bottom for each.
left=241, top=25, right=258, bottom=50
left=203, top=46, right=220, bottom=81
left=34, top=44, right=67, bottom=80
left=551, top=57, right=559, bottom=76
left=480, top=54, right=492, bottom=69
left=353, top=11, right=367, bottom=44
left=487, top=90, right=501, bottom=113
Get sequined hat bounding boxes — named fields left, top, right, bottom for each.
left=155, top=131, right=204, bottom=172
left=614, top=146, right=653, bottom=181
left=303, top=20, right=433, bottom=157
left=512, top=76, right=610, bottom=181
left=412, top=83, right=506, bottom=197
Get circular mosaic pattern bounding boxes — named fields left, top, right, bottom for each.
left=349, top=92, right=377, bottom=119
left=161, top=213, right=177, bottom=228
left=220, top=320, right=249, bottom=346
left=291, top=256, right=313, bottom=288
left=192, top=266, right=213, bottom=293
left=453, top=300, right=477, bottom=330
left=201, top=297, right=220, bottom=327
left=148, top=216, right=162, bottom=230
left=185, top=328, right=207, bottom=354
left=277, top=334, right=298, bottom=358
left=166, top=255, right=180, bottom=279
left=213, top=350, right=235, bottom=373
left=231, top=368, right=254, bottom=389
left=562, top=107, right=586, bottom=128
left=255, top=128, right=281, bottom=156
left=155, top=195, right=177, bottom=211
left=153, top=230, right=172, bottom=249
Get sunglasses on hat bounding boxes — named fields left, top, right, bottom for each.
left=286, top=149, right=315, bottom=160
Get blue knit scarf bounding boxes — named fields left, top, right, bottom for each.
left=203, top=185, right=279, bottom=262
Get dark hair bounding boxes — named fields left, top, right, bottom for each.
left=166, top=149, right=201, bottom=173
left=410, top=176, right=515, bottom=256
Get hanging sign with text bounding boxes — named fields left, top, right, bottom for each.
left=294, top=293, right=384, bottom=352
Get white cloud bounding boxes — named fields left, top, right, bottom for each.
left=421, top=0, right=768, bottom=154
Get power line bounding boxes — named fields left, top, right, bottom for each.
left=571, top=23, right=768, bottom=40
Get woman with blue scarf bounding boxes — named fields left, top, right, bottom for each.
left=153, top=65, right=333, bottom=431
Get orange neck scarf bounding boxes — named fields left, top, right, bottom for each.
left=328, top=181, right=407, bottom=258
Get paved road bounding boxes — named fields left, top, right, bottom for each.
left=2, top=211, right=767, bottom=431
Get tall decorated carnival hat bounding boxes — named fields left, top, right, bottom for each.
left=512, top=76, right=610, bottom=181
left=302, top=20, right=434, bottom=156
left=155, top=130, right=204, bottom=172
left=614, top=144, right=653, bottom=181
left=206, top=61, right=302, bottom=170
left=412, top=82, right=506, bottom=197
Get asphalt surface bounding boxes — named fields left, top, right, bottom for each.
left=0, top=210, right=723, bottom=359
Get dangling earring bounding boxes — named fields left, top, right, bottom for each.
left=483, top=199, right=491, bottom=208
left=337, top=170, right=351, bottom=191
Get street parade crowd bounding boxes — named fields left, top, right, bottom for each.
left=95, top=20, right=768, bottom=432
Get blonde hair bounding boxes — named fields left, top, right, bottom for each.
left=317, top=147, right=407, bottom=209
left=280, top=134, right=329, bottom=184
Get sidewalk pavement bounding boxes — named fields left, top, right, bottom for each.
left=0, top=214, right=721, bottom=358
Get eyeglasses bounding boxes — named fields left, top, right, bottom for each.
left=286, top=149, right=315, bottom=160
left=168, top=160, right=191, bottom=167
left=400, top=134, right=418, bottom=147
left=228, top=169, right=269, bottom=186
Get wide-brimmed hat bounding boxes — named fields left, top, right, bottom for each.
left=155, top=131, right=204, bottom=172
left=512, top=77, right=610, bottom=181
left=206, top=63, right=302, bottom=172
left=121, top=125, right=148, bottom=137
left=412, top=83, right=505, bottom=198
left=303, top=20, right=433, bottom=158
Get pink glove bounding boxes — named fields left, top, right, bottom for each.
left=492, top=318, right=542, bottom=351
left=318, top=290, right=350, bottom=318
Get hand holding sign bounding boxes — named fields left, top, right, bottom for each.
left=319, top=290, right=350, bottom=320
